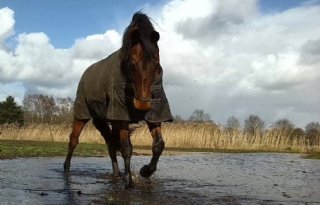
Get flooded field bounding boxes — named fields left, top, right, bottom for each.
left=1, top=153, right=320, bottom=205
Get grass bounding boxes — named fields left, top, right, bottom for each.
left=0, top=122, right=319, bottom=157
left=0, top=139, right=108, bottom=159
left=1, top=139, right=319, bottom=159
left=131, top=123, right=317, bottom=153
left=304, top=152, right=320, bottom=159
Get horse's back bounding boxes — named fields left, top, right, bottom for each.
left=74, top=50, right=121, bottom=120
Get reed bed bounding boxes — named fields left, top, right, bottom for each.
left=0, top=123, right=103, bottom=144
left=0, top=122, right=318, bottom=152
left=131, top=123, right=315, bottom=152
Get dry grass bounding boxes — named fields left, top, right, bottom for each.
left=131, top=123, right=316, bottom=152
left=0, top=122, right=318, bottom=152
left=0, top=123, right=103, bottom=144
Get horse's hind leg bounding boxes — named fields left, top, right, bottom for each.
left=140, top=122, right=165, bottom=178
left=93, top=118, right=120, bottom=177
left=64, top=119, right=89, bottom=173
left=109, top=130, right=121, bottom=177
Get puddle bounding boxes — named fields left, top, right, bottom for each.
left=1, top=153, right=320, bottom=204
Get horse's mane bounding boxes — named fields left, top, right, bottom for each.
left=120, top=12, right=158, bottom=61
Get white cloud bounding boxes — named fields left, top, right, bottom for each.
left=155, top=0, right=320, bottom=126
left=0, top=7, right=15, bottom=47
left=0, top=11, right=122, bottom=101
left=70, top=30, right=121, bottom=59
left=0, top=1, right=320, bottom=127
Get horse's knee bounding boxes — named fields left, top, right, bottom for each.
left=69, top=119, right=87, bottom=147
left=152, top=138, right=165, bottom=156
left=120, top=141, right=133, bottom=158
left=69, top=133, right=79, bottom=148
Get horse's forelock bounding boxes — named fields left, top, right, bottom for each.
left=120, top=12, right=158, bottom=61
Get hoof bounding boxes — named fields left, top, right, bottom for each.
left=124, top=174, right=133, bottom=189
left=140, top=165, right=155, bottom=178
left=63, top=161, right=70, bottom=173
left=113, top=171, right=121, bottom=178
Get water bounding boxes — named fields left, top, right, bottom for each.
left=1, top=153, right=320, bottom=205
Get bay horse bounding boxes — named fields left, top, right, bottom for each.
left=63, top=12, right=172, bottom=188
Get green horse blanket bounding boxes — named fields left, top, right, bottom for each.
left=74, top=50, right=173, bottom=123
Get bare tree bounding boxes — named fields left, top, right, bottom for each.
left=244, top=115, right=265, bottom=135
left=55, top=97, right=74, bottom=123
left=22, top=94, right=37, bottom=124
left=34, top=95, right=56, bottom=123
left=291, top=127, right=305, bottom=139
left=272, top=118, right=295, bottom=131
left=225, top=116, right=241, bottom=132
left=271, top=118, right=297, bottom=145
left=305, top=122, right=320, bottom=146
left=271, top=118, right=295, bottom=140
left=189, top=109, right=211, bottom=122
left=173, top=114, right=184, bottom=123
left=23, top=94, right=73, bottom=124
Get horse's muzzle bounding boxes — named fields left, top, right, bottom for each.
left=134, top=98, right=151, bottom=111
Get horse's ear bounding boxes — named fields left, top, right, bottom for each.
left=130, top=29, right=140, bottom=45
left=150, top=31, right=160, bottom=43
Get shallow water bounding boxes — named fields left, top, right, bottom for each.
left=1, top=153, right=320, bottom=205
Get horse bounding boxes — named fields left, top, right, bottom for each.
left=63, top=12, right=173, bottom=188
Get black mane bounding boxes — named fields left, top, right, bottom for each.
left=120, top=12, right=158, bottom=61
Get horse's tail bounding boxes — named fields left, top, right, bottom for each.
left=129, top=124, right=143, bottom=137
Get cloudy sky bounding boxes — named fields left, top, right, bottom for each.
left=0, top=0, right=319, bottom=127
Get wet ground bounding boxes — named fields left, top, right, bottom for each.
left=1, top=153, right=320, bottom=205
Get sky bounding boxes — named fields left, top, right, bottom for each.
left=0, top=0, right=319, bottom=128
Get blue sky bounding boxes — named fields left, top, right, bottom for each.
left=0, top=0, right=310, bottom=49
left=0, top=0, right=319, bottom=126
left=0, top=0, right=169, bottom=48
left=259, top=0, right=308, bottom=12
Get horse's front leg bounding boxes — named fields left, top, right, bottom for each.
left=140, top=122, right=165, bottom=178
left=116, top=122, right=133, bottom=188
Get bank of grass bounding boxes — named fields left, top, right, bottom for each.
left=304, top=152, right=320, bottom=159
left=0, top=122, right=319, bottom=157
left=0, top=139, right=109, bottom=159
left=0, top=139, right=299, bottom=160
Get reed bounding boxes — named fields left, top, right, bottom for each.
left=131, top=123, right=313, bottom=152
left=0, top=123, right=103, bottom=144
left=0, top=122, right=318, bottom=152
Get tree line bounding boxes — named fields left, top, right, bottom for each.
left=0, top=96, right=319, bottom=145
left=175, top=109, right=320, bottom=146
left=23, top=94, right=74, bottom=124
left=0, top=94, right=74, bottom=125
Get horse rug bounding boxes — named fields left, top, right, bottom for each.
left=73, top=50, right=173, bottom=123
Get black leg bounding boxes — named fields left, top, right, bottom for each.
left=140, top=122, right=165, bottom=178
left=93, top=119, right=120, bottom=177
left=113, top=121, right=133, bottom=188
left=108, top=130, right=121, bottom=177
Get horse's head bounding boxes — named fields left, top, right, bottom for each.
left=128, top=29, right=160, bottom=111
left=121, top=12, right=162, bottom=111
